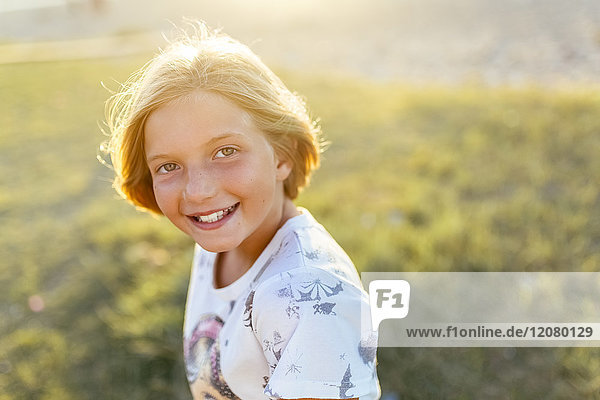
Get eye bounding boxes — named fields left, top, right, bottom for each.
left=157, top=163, right=179, bottom=174
left=214, top=147, right=238, bottom=159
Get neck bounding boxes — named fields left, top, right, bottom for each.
left=239, top=196, right=298, bottom=260
left=214, top=197, right=299, bottom=288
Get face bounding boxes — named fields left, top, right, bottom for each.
left=144, top=90, right=292, bottom=258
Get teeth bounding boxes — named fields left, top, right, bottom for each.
left=194, top=204, right=236, bottom=223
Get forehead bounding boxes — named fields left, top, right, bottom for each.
left=143, top=90, right=271, bottom=153
left=150, top=90, right=255, bottom=128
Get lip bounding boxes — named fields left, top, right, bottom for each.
left=187, top=202, right=239, bottom=231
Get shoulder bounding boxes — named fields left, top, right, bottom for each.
left=244, top=210, right=369, bottom=334
left=256, top=210, right=362, bottom=286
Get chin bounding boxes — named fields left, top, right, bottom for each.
left=194, top=238, right=239, bottom=254
left=175, top=223, right=235, bottom=253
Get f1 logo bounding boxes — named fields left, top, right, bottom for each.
left=369, top=280, right=411, bottom=330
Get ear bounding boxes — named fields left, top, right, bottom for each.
left=275, top=153, right=293, bottom=182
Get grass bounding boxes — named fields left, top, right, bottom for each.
left=1, top=56, right=599, bottom=399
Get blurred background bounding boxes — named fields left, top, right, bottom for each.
left=1, top=0, right=599, bottom=399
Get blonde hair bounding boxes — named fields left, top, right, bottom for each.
left=104, top=22, right=322, bottom=214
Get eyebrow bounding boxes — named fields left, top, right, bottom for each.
left=145, top=132, right=247, bottom=164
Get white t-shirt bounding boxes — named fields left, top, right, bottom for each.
left=183, top=209, right=380, bottom=400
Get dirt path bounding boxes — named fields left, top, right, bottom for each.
left=1, top=0, right=599, bottom=86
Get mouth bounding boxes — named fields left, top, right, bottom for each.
left=189, top=203, right=239, bottom=224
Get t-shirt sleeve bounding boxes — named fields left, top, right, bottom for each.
left=250, top=268, right=378, bottom=399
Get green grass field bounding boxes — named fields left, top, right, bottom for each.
left=1, top=56, right=599, bottom=399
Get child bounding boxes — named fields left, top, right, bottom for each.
left=105, top=22, right=379, bottom=400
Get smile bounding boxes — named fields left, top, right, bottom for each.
left=190, top=203, right=238, bottom=223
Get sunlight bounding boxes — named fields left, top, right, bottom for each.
left=0, top=0, right=68, bottom=13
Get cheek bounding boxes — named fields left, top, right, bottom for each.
left=152, top=182, right=177, bottom=213
left=222, top=158, right=277, bottom=197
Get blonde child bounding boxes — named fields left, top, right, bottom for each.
left=105, top=22, right=379, bottom=400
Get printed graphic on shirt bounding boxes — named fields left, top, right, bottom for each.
left=242, top=290, right=255, bottom=330
left=275, top=274, right=345, bottom=324
left=184, top=314, right=239, bottom=400
left=358, top=333, right=378, bottom=366
left=297, top=277, right=344, bottom=302
left=313, top=302, right=337, bottom=315
left=262, top=330, right=287, bottom=374
left=263, top=383, right=281, bottom=399
left=339, top=364, right=356, bottom=399
left=283, top=348, right=303, bottom=377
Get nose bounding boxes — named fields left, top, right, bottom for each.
left=182, top=166, right=217, bottom=202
